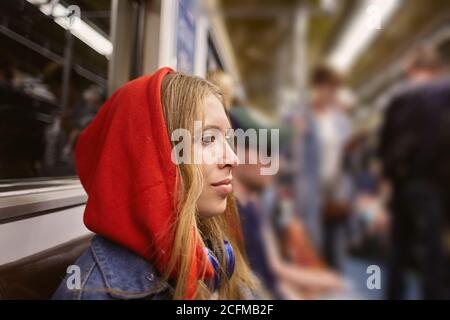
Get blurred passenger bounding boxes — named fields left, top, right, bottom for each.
left=275, top=175, right=329, bottom=271
left=61, top=85, right=105, bottom=162
left=72, top=85, right=105, bottom=131
left=293, top=65, right=353, bottom=269
left=346, top=134, right=390, bottom=257
left=207, top=70, right=235, bottom=110
left=230, top=108, right=344, bottom=300
left=379, top=45, right=450, bottom=299
left=41, top=63, right=81, bottom=175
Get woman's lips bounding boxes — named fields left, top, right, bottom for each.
left=211, top=178, right=233, bottom=194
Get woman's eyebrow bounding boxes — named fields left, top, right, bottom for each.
left=203, top=119, right=232, bottom=131
left=202, top=125, right=223, bottom=131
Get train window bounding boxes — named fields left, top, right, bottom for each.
left=0, top=0, right=111, bottom=180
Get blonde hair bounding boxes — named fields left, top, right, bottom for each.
left=160, top=72, right=260, bottom=299
left=206, top=70, right=234, bottom=110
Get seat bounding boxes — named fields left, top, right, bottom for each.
left=0, top=234, right=93, bottom=299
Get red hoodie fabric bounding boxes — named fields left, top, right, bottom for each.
left=75, top=67, right=214, bottom=298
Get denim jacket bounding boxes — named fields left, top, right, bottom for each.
left=52, top=235, right=174, bottom=300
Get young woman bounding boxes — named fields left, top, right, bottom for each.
left=52, top=67, right=260, bottom=300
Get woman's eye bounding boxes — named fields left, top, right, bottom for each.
left=202, top=135, right=216, bottom=145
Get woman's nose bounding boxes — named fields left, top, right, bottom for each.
left=219, top=140, right=238, bottom=168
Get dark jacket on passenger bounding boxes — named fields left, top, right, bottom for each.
left=379, top=76, right=450, bottom=187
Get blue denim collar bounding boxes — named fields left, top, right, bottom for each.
left=90, top=235, right=173, bottom=299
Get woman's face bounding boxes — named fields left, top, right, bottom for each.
left=196, top=94, right=238, bottom=218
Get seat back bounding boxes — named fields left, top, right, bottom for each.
left=0, top=235, right=93, bottom=299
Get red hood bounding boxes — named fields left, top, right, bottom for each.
left=75, top=67, right=214, bottom=298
